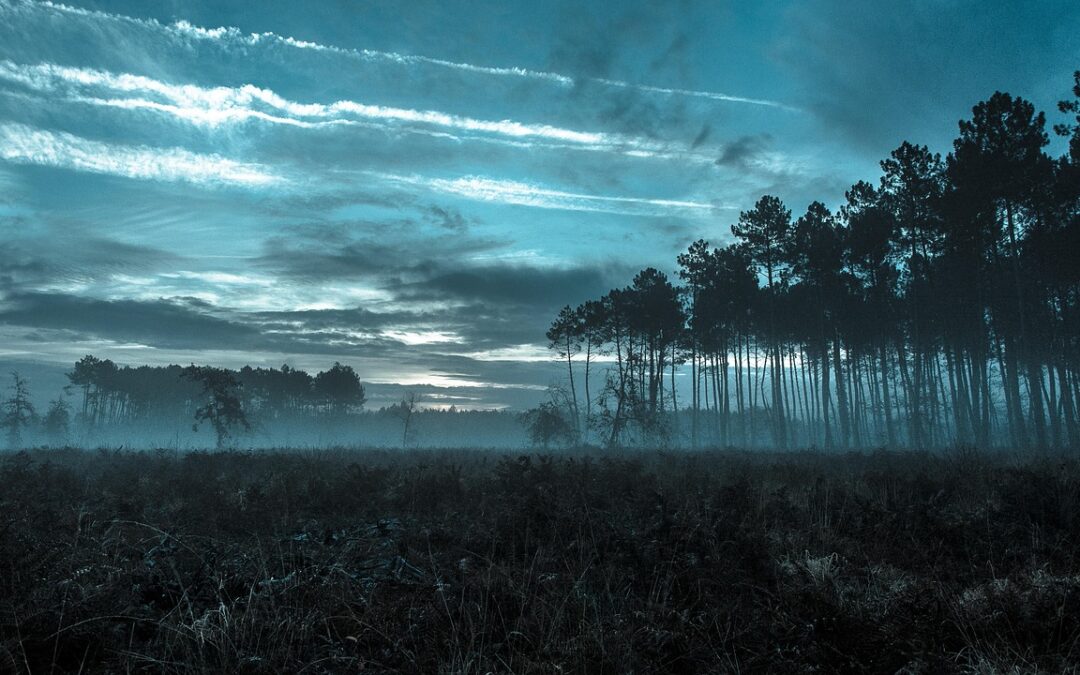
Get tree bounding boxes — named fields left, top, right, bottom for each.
left=596, top=289, right=633, bottom=446
left=705, top=245, right=758, bottom=447
left=843, top=182, right=901, bottom=447
left=66, top=354, right=118, bottom=426
left=546, top=305, right=582, bottom=434
left=576, top=299, right=608, bottom=442
left=43, top=398, right=71, bottom=445
left=313, top=362, right=366, bottom=416
left=182, top=366, right=250, bottom=448
left=789, top=201, right=847, bottom=447
left=950, top=92, right=1053, bottom=451
left=1055, top=70, right=1080, bottom=163
left=880, top=142, right=946, bottom=449
left=677, top=240, right=711, bottom=446
left=628, top=267, right=684, bottom=415
left=2, top=372, right=35, bottom=448
left=391, top=392, right=421, bottom=448
left=519, top=401, right=576, bottom=449
left=732, top=195, right=792, bottom=447
left=881, top=142, right=945, bottom=262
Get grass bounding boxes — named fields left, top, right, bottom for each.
left=1, top=445, right=1079, bottom=673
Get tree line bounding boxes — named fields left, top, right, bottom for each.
left=547, top=76, right=1080, bottom=451
left=2, top=358, right=366, bottom=447
left=1, top=359, right=532, bottom=449
left=65, top=356, right=366, bottom=428
left=1, top=358, right=385, bottom=449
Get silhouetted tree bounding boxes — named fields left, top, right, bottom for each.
left=547, top=305, right=582, bottom=434
left=313, top=362, right=366, bottom=417
left=547, top=71, right=1080, bottom=453
left=391, top=392, right=420, bottom=448
left=520, top=401, right=575, bottom=449
left=843, top=181, right=901, bottom=447
left=1056, top=70, right=1080, bottom=162
left=951, top=92, right=1053, bottom=450
left=732, top=195, right=791, bottom=447
left=576, top=299, right=608, bottom=441
left=43, top=398, right=71, bottom=445
left=2, top=372, right=35, bottom=448
left=788, top=201, right=846, bottom=447
left=182, top=366, right=250, bottom=448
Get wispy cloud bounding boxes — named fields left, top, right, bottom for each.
left=0, top=122, right=282, bottom=186
left=19, top=0, right=793, bottom=111
left=381, top=329, right=463, bottom=346
left=594, top=79, right=802, bottom=113
left=0, top=60, right=693, bottom=156
left=168, top=18, right=577, bottom=86
left=380, top=173, right=723, bottom=216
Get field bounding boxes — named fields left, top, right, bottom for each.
left=1, top=447, right=1079, bottom=674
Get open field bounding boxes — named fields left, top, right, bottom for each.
left=1, top=447, right=1079, bottom=674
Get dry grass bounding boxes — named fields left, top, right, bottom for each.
left=1, top=446, right=1079, bottom=673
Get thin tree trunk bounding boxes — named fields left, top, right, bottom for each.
left=821, top=339, right=833, bottom=449
left=1058, top=359, right=1078, bottom=449
left=833, top=332, right=850, bottom=448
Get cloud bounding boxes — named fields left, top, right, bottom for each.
left=383, top=174, right=723, bottom=216
left=0, top=122, right=282, bottom=186
left=0, top=284, right=573, bottom=387
left=0, top=289, right=458, bottom=357
left=0, top=0, right=827, bottom=410
left=0, top=96, right=717, bottom=218
left=0, top=231, right=630, bottom=405
left=594, top=79, right=800, bottom=112
left=0, top=233, right=182, bottom=287
left=164, top=14, right=576, bottom=85
left=398, top=262, right=621, bottom=309
left=716, top=134, right=775, bottom=170
left=423, top=205, right=470, bottom=233
left=15, top=1, right=791, bottom=110
left=254, top=306, right=440, bottom=333
left=0, top=292, right=261, bottom=349
left=254, top=224, right=503, bottom=283
left=707, top=133, right=851, bottom=208
left=0, top=60, right=732, bottom=161
left=252, top=221, right=627, bottom=346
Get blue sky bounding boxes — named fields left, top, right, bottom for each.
left=0, top=0, right=1077, bottom=409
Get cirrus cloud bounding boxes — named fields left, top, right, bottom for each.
left=0, top=122, right=282, bottom=186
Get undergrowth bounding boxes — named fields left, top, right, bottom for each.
left=1, top=446, right=1078, bottom=673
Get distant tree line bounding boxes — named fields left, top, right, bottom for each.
left=0, top=360, right=530, bottom=449
left=65, top=356, right=367, bottom=427
left=548, top=76, right=1080, bottom=451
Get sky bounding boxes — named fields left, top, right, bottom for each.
left=0, top=0, right=1077, bottom=410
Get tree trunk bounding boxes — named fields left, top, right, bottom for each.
left=565, top=334, right=579, bottom=436
left=821, top=339, right=833, bottom=449
left=833, top=332, right=850, bottom=448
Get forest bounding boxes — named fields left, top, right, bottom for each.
left=546, top=78, right=1080, bottom=452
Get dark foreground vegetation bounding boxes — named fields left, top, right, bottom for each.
left=2, top=446, right=1078, bottom=673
